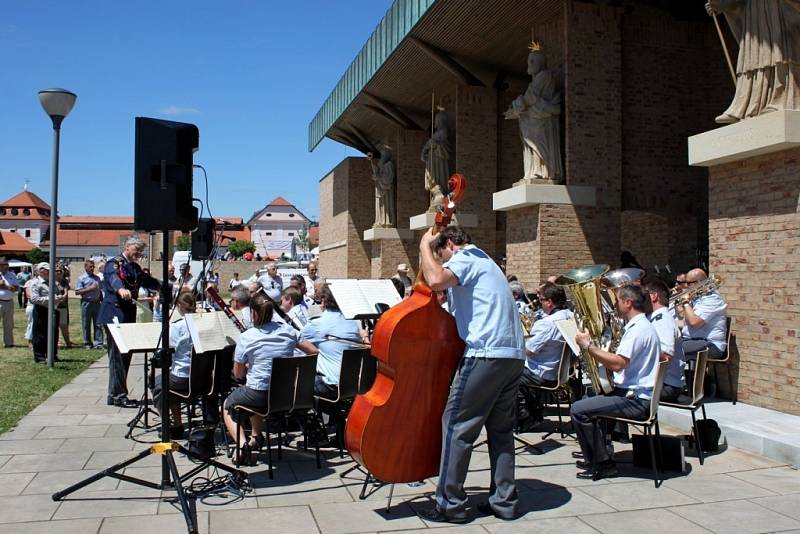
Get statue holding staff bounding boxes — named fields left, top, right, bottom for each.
left=369, top=144, right=396, bottom=228
left=421, top=106, right=451, bottom=212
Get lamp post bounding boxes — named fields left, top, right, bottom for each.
left=38, top=89, right=77, bottom=369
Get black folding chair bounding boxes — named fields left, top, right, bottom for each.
left=316, top=348, right=369, bottom=457
left=661, top=349, right=710, bottom=465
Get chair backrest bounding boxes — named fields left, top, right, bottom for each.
left=358, top=352, right=378, bottom=395
left=647, top=360, right=669, bottom=422
left=268, top=357, right=300, bottom=415
left=175, top=349, right=215, bottom=399
left=720, top=316, right=734, bottom=362
left=555, top=342, right=571, bottom=387
left=691, top=349, right=709, bottom=405
left=338, top=349, right=368, bottom=401
left=291, top=353, right=319, bottom=412
left=212, top=345, right=235, bottom=394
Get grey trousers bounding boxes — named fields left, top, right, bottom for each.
left=106, top=330, right=132, bottom=402
left=80, top=300, right=103, bottom=347
left=0, top=299, right=14, bottom=346
left=436, top=357, right=524, bottom=520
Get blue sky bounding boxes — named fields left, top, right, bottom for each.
left=0, top=1, right=392, bottom=223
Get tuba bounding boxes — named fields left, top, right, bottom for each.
left=601, top=268, right=645, bottom=353
left=556, top=264, right=614, bottom=395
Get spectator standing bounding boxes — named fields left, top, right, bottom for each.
left=75, top=260, right=104, bottom=349
left=0, top=257, right=19, bottom=347
left=54, top=265, right=73, bottom=348
left=16, top=267, right=30, bottom=308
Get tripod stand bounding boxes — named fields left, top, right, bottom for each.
left=53, top=231, right=247, bottom=534
left=125, top=349, right=160, bottom=439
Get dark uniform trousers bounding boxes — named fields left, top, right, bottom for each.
left=436, top=357, right=524, bottom=520
left=106, top=328, right=133, bottom=402
left=32, top=305, right=59, bottom=363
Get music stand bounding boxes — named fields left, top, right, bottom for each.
left=52, top=211, right=247, bottom=534
left=125, top=348, right=161, bottom=440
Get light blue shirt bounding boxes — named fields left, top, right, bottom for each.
left=169, top=317, right=193, bottom=378
left=649, top=306, right=683, bottom=388
left=257, top=274, right=282, bottom=301
left=234, top=321, right=299, bottom=391
left=300, top=310, right=361, bottom=384
left=525, top=308, right=573, bottom=381
left=443, top=245, right=524, bottom=360
left=682, top=292, right=728, bottom=351
left=76, top=272, right=102, bottom=302
left=613, top=312, right=661, bottom=400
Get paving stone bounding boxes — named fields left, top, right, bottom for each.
left=749, top=493, right=800, bottom=521
left=0, top=494, right=61, bottom=523
left=514, top=463, right=611, bottom=490
left=0, top=518, right=102, bottom=533
left=15, top=415, right=86, bottom=428
left=209, top=506, right=320, bottom=533
left=100, top=512, right=209, bottom=534
left=82, top=413, right=141, bottom=426
left=36, top=425, right=110, bottom=439
left=27, top=404, right=67, bottom=416
left=669, top=499, right=800, bottom=533
left=57, top=437, right=137, bottom=453
left=256, top=476, right=355, bottom=506
left=0, top=439, right=64, bottom=455
left=663, top=473, right=776, bottom=502
left=23, top=469, right=120, bottom=495
left=0, top=426, right=44, bottom=440
left=485, top=516, right=599, bottom=533
left=0, top=455, right=9, bottom=468
left=514, top=487, right=615, bottom=520
left=312, top=500, right=426, bottom=534
left=393, top=526, right=490, bottom=534
left=53, top=488, right=162, bottom=520
left=729, top=467, right=800, bottom=495
left=59, top=404, right=122, bottom=415
left=158, top=492, right=258, bottom=514
left=0, top=452, right=91, bottom=473
left=580, top=480, right=699, bottom=511
left=579, top=508, right=711, bottom=533
left=0, top=472, right=36, bottom=496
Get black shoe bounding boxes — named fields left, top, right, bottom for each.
left=576, top=462, right=619, bottom=481
left=576, top=460, right=592, bottom=469
left=417, top=507, right=467, bottom=524
left=571, top=451, right=584, bottom=459
left=34, top=358, right=46, bottom=364
left=114, top=397, right=139, bottom=408
left=476, top=501, right=516, bottom=521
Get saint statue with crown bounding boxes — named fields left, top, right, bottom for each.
left=368, top=143, right=396, bottom=228
left=505, top=40, right=564, bottom=184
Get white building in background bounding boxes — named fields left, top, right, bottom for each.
left=247, top=197, right=310, bottom=259
left=0, top=189, right=52, bottom=247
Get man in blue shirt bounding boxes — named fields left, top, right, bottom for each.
left=571, top=284, right=661, bottom=480
left=644, top=279, right=684, bottom=401
left=75, top=259, right=104, bottom=349
left=417, top=226, right=525, bottom=523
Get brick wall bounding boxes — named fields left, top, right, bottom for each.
left=708, top=147, right=800, bottom=414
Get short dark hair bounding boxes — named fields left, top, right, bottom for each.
left=318, top=283, right=339, bottom=311
left=539, top=282, right=567, bottom=308
left=433, top=226, right=471, bottom=252
left=250, top=292, right=274, bottom=326
left=643, top=279, right=670, bottom=306
left=390, top=277, right=404, bottom=297
left=290, top=274, right=306, bottom=288
left=176, top=292, right=196, bottom=312
left=617, top=285, right=648, bottom=312
left=282, top=286, right=302, bottom=306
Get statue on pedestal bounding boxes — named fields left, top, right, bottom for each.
left=368, top=144, right=396, bottom=229
left=421, top=107, right=451, bottom=212
left=706, top=0, right=800, bottom=123
left=504, top=41, right=564, bottom=184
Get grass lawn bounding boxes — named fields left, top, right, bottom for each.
left=0, top=298, right=105, bottom=434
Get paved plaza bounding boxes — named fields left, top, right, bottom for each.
left=1, top=356, right=799, bottom=534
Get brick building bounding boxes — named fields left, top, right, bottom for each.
left=309, top=1, right=799, bottom=413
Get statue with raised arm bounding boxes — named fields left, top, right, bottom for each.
left=706, top=0, right=800, bottom=123
left=421, top=107, right=451, bottom=212
left=505, top=41, right=564, bottom=184
left=369, top=144, right=396, bottom=228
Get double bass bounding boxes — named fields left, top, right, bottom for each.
left=345, top=174, right=467, bottom=483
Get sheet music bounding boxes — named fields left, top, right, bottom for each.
left=328, top=279, right=402, bottom=319
left=554, top=317, right=581, bottom=357
left=107, top=322, right=163, bottom=354
left=185, top=311, right=241, bottom=353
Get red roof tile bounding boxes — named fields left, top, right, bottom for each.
left=268, top=197, right=292, bottom=207
left=0, top=231, right=36, bottom=253
left=309, top=226, right=319, bottom=245
left=1, top=191, right=51, bottom=210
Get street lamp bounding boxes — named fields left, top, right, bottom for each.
left=38, top=88, right=77, bottom=369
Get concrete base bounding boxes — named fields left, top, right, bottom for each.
left=492, top=183, right=596, bottom=211
left=688, top=110, right=800, bottom=167
left=363, top=227, right=414, bottom=241
left=409, top=211, right=478, bottom=230
left=659, top=399, right=800, bottom=467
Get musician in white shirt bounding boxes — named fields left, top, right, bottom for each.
left=645, top=279, right=683, bottom=402
left=677, top=268, right=728, bottom=360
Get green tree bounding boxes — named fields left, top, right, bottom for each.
left=176, top=233, right=191, bottom=251
left=227, top=239, right=256, bottom=258
left=295, top=228, right=311, bottom=255
left=26, top=248, right=47, bottom=264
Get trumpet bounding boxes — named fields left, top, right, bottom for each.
left=669, top=275, right=723, bottom=309
left=518, top=291, right=541, bottom=337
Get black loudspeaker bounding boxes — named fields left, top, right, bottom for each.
left=134, top=117, right=199, bottom=232
left=191, top=218, right=215, bottom=260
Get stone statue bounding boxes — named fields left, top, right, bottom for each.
left=369, top=144, right=396, bottom=228
left=421, top=108, right=451, bottom=212
left=706, top=0, right=800, bottom=123
left=504, top=41, right=564, bottom=184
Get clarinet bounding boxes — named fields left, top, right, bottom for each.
left=206, top=286, right=247, bottom=333
left=257, top=288, right=303, bottom=331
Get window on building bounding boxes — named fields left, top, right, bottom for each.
left=10, top=228, right=15, bottom=232
left=11, top=208, right=18, bottom=215
left=23, top=208, right=30, bottom=216
left=266, top=213, right=272, bottom=217
left=25, top=229, right=31, bottom=237
left=0, top=208, right=5, bottom=215
left=289, top=213, right=295, bottom=218
left=266, top=232, right=272, bottom=236
left=288, top=232, right=294, bottom=236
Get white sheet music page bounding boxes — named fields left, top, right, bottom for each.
left=108, top=322, right=163, bottom=354
left=554, top=317, right=581, bottom=357
left=328, top=279, right=402, bottom=319
left=185, top=311, right=241, bottom=353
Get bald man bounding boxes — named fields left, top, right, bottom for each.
left=677, top=268, right=727, bottom=360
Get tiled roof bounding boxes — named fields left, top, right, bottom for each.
left=58, top=216, right=134, bottom=225
left=309, top=225, right=320, bottom=245
left=1, top=191, right=51, bottom=210
left=42, top=228, right=136, bottom=247
left=0, top=231, right=36, bottom=253
left=268, top=197, right=292, bottom=207
left=0, top=191, right=51, bottom=221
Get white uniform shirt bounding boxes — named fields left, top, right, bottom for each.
left=525, top=308, right=573, bottom=381
left=649, top=307, right=683, bottom=388
left=234, top=321, right=300, bottom=391
left=682, top=292, right=728, bottom=351
left=169, top=316, right=193, bottom=378
left=0, top=270, right=19, bottom=301
left=257, top=274, right=282, bottom=301
left=613, top=312, right=661, bottom=400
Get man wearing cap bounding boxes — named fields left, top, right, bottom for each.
left=391, top=263, right=413, bottom=297
left=99, top=237, right=160, bottom=407
left=29, top=263, right=63, bottom=363
left=0, top=257, right=19, bottom=347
